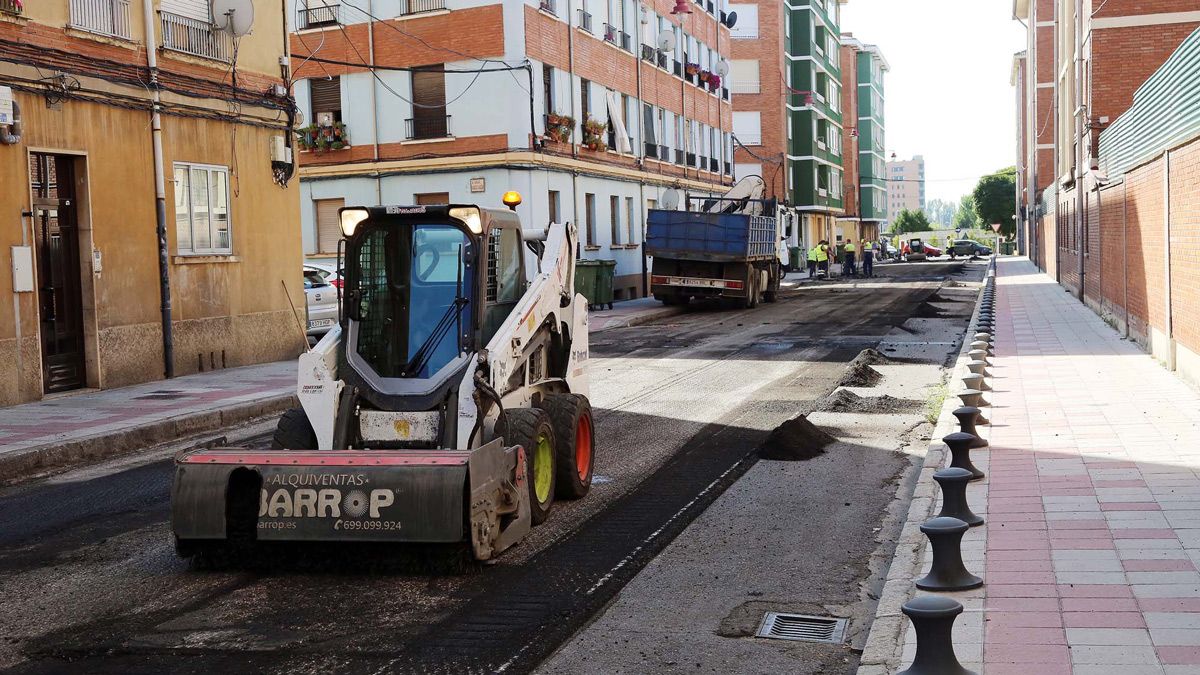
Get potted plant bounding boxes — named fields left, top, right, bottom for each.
left=582, top=115, right=608, bottom=151
left=698, top=70, right=712, bottom=84
left=685, top=62, right=700, bottom=76
left=296, top=121, right=350, bottom=151
left=546, top=114, right=575, bottom=143
left=706, top=73, right=721, bottom=92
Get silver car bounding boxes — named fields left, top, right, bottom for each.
left=304, top=265, right=338, bottom=336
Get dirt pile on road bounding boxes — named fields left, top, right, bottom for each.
left=816, top=390, right=924, bottom=414
left=837, top=352, right=887, bottom=388
left=757, top=415, right=836, bottom=461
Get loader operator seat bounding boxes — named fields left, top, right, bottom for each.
left=482, top=224, right=527, bottom=344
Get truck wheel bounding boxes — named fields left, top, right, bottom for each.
left=272, top=408, right=317, bottom=449
left=538, top=394, right=594, bottom=499
left=500, top=408, right=557, bottom=525
left=743, top=272, right=758, bottom=309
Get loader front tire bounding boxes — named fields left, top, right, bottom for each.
left=272, top=408, right=317, bottom=450
left=500, top=408, right=557, bottom=526
left=539, top=394, right=594, bottom=500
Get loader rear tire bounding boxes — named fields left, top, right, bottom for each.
left=539, top=394, right=594, bottom=500
left=272, top=408, right=317, bottom=450
left=500, top=408, right=557, bottom=526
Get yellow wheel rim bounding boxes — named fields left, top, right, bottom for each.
left=533, top=432, right=553, bottom=504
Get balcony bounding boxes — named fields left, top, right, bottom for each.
left=1, top=0, right=22, bottom=15
left=70, top=0, right=131, bottom=39
left=297, top=2, right=339, bottom=29
left=602, top=23, right=617, bottom=45
left=400, top=0, right=445, bottom=15
left=405, top=115, right=452, bottom=140
left=576, top=9, right=592, bottom=33
left=161, top=11, right=232, bottom=61
left=538, top=0, right=556, bottom=15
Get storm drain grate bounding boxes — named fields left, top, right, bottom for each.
left=755, top=613, right=847, bottom=644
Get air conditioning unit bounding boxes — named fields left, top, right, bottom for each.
left=316, top=111, right=334, bottom=128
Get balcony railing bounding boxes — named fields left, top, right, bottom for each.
left=603, top=23, right=617, bottom=44
left=730, top=80, right=760, bottom=95
left=576, top=9, right=592, bottom=33
left=538, top=0, right=556, bottom=15
left=675, top=149, right=684, bottom=165
left=641, top=44, right=655, bottom=62
left=620, top=31, right=631, bottom=51
left=1, top=0, right=22, bottom=15
left=738, top=133, right=762, bottom=146
left=297, top=2, right=339, bottom=29
left=405, top=115, right=452, bottom=140
left=696, top=156, right=707, bottom=170
left=161, top=11, right=232, bottom=61
left=686, top=152, right=697, bottom=167
left=644, top=142, right=658, bottom=160
left=656, top=51, right=667, bottom=69
left=70, top=0, right=131, bottom=39
left=658, top=144, right=668, bottom=160
left=400, top=0, right=445, bottom=15
left=709, top=156, right=719, bottom=172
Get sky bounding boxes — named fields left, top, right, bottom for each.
left=840, top=0, right=1027, bottom=204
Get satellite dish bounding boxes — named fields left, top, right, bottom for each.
left=716, top=60, right=730, bottom=77
left=661, top=188, right=681, bottom=211
left=212, top=0, right=254, bottom=37
left=724, top=11, right=737, bottom=28
left=657, top=29, right=675, bottom=53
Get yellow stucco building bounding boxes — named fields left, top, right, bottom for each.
left=0, top=0, right=304, bottom=405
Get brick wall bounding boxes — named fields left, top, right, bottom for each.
left=731, top=0, right=785, bottom=198
left=1168, top=138, right=1200, bottom=353
left=839, top=43, right=859, bottom=217
left=1092, top=23, right=1199, bottom=135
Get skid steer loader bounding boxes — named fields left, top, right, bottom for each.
left=171, top=196, right=594, bottom=561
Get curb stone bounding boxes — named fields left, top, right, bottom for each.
left=856, top=260, right=993, bottom=674
left=0, top=394, right=297, bottom=484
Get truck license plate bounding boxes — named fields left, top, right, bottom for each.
left=308, top=318, right=335, bottom=329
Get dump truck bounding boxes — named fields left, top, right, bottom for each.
left=646, top=177, right=785, bottom=308
left=171, top=195, right=594, bottom=561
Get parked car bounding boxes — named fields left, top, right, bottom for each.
left=306, top=261, right=343, bottom=289
left=303, top=265, right=338, bottom=337
left=881, top=240, right=899, bottom=260
left=902, top=238, right=943, bottom=262
left=948, top=239, right=993, bottom=257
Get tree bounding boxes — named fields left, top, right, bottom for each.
left=972, top=166, right=1018, bottom=238
left=925, top=198, right=958, bottom=228
left=953, top=194, right=980, bottom=231
left=890, top=208, right=932, bottom=234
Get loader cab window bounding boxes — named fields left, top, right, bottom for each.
left=351, top=222, right=474, bottom=379
left=482, top=226, right=526, bottom=343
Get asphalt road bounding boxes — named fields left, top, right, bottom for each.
left=0, top=260, right=981, bottom=675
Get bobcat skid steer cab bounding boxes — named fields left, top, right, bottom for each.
left=171, top=196, right=594, bottom=561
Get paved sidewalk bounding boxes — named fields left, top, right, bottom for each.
left=876, top=257, right=1200, bottom=674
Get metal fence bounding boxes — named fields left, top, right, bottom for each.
left=161, top=11, right=233, bottom=62
left=405, top=115, right=451, bottom=140
left=0, top=0, right=22, bottom=15
left=69, top=0, right=131, bottom=39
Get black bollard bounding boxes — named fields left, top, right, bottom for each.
left=935, top=468, right=984, bottom=526
left=916, top=516, right=983, bottom=591
left=897, top=596, right=977, bottom=675
left=951, top=406, right=988, bottom=449
left=944, top=432, right=985, bottom=479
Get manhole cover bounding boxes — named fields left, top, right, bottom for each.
left=755, top=613, right=847, bottom=644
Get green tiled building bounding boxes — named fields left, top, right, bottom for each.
left=848, top=36, right=889, bottom=227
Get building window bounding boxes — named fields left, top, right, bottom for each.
left=585, top=193, right=597, bottom=246
left=174, top=163, right=231, bottom=255
left=610, top=195, right=621, bottom=245
left=414, top=192, right=450, bottom=205
left=543, top=64, right=554, bottom=117
left=309, top=76, right=342, bottom=126
left=727, top=3, right=757, bottom=38
left=160, top=0, right=231, bottom=61
left=314, top=198, right=344, bottom=254
left=410, top=67, right=449, bottom=140
left=71, top=0, right=132, bottom=39
left=733, top=111, right=761, bottom=145
left=625, top=196, right=636, bottom=244
left=548, top=189, right=560, bottom=224
left=581, top=78, right=592, bottom=119
left=730, top=59, right=760, bottom=94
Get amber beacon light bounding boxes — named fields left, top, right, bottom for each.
left=502, top=191, right=523, bottom=210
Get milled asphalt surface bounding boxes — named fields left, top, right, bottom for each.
left=0, top=260, right=984, bottom=675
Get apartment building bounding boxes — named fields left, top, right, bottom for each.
left=0, top=0, right=303, bottom=405
left=886, top=154, right=924, bottom=217
left=837, top=33, right=887, bottom=242
left=290, top=0, right=735, bottom=301
left=1012, top=0, right=1200, bottom=382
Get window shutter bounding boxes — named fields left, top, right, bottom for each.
left=310, top=77, right=341, bottom=120
left=161, top=0, right=210, bottom=21
left=412, top=68, right=446, bottom=120
left=315, top=198, right=344, bottom=254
